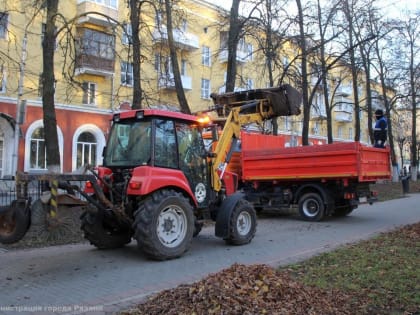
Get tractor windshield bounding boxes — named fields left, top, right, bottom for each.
left=104, top=119, right=152, bottom=167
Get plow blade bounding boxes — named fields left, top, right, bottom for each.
left=0, top=200, right=31, bottom=244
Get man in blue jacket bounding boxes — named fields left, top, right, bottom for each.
left=373, top=109, right=387, bottom=148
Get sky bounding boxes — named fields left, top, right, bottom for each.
left=209, top=0, right=419, bottom=17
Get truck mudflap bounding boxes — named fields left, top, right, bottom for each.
left=0, top=199, right=31, bottom=244
left=215, top=192, right=257, bottom=245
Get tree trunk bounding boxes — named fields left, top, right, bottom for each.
left=296, top=0, right=309, bottom=145
left=226, top=0, right=241, bottom=93
left=164, top=0, right=190, bottom=114
left=42, top=0, right=60, bottom=173
left=129, top=0, right=143, bottom=109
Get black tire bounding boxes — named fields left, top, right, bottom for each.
left=133, top=189, right=194, bottom=260
left=224, top=199, right=257, bottom=245
left=298, top=193, right=325, bottom=221
left=80, top=211, right=132, bottom=249
left=332, top=202, right=355, bottom=217
left=193, top=219, right=203, bottom=237
left=0, top=200, right=31, bottom=244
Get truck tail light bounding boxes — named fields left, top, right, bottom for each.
left=344, top=192, right=355, bottom=199
left=85, top=181, right=93, bottom=189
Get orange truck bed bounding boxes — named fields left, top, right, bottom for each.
left=240, top=131, right=392, bottom=182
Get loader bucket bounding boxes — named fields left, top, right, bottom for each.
left=211, top=84, right=302, bottom=117
left=0, top=199, right=30, bottom=244
left=265, top=84, right=302, bottom=116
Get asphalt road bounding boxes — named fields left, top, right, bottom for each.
left=1, top=194, right=419, bottom=315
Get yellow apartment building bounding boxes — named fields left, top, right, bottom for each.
left=0, top=0, right=383, bottom=177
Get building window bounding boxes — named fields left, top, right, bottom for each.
left=154, top=53, right=161, bottom=71
left=180, top=19, right=187, bottom=32
left=0, top=13, right=8, bottom=39
left=82, top=82, right=96, bottom=105
left=246, top=78, right=254, bottom=90
left=122, top=23, right=132, bottom=45
left=0, top=65, right=6, bottom=93
left=77, top=28, right=115, bottom=60
left=155, top=11, right=162, bottom=27
left=90, top=0, right=117, bottom=9
left=76, top=132, right=97, bottom=169
left=348, top=127, right=353, bottom=140
left=30, top=127, right=47, bottom=170
left=246, top=43, right=253, bottom=60
left=121, top=61, right=133, bottom=86
left=337, top=126, right=343, bottom=139
left=202, top=46, right=211, bottom=66
left=181, top=59, right=187, bottom=76
left=201, top=79, right=210, bottom=99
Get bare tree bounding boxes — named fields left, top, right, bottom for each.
left=128, top=0, right=144, bottom=109
left=42, top=0, right=61, bottom=172
left=399, top=15, right=419, bottom=180
left=163, top=0, right=190, bottom=114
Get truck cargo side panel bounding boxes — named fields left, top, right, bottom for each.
left=240, top=132, right=391, bottom=182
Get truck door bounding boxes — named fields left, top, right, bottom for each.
left=175, top=122, right=210, bottom=208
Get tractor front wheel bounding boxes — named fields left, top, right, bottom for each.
left=224, top=199, right=257, bottom=245
left=133, top=189, right=194, bottom=260
left=80, top=211, right=132, bottom=249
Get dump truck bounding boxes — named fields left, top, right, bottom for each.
left=229, top=132, right=391, bottom=220
left=0, top=85, right=302, bottom=260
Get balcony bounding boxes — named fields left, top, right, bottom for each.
left=158, top=74, right=192, bottom=90
left=77, top=1, right=118, bottom=27
left=335, top=111, right=353, bottom=122
left=152, top=26, right=199, bottom=50
left=336, top=84, right=352, bottom=97
left=75, top=54, right=115, bottom=77
left=311, top=106, right=327, bottom=120
left=218, top=49, right=248, bottom=63
left=218, top=86, right=246, bottom=94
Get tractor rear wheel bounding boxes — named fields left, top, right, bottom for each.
left=224, top=199, right=257, bottom=245
left=80, top=211, right=132, bottom=249
left=133, top=189, right=194, bottom=260
left=0, top=200, right=30, bottom=244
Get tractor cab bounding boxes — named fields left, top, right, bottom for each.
left=102, top=109, right=212, bottom=208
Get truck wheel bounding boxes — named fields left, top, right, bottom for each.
left=224, top=199, right=257, bottom=245
left=133, top=189, right=194, bottom=260
left=0, top=200, right=30, bottom=244
left=298, top=193, right=325, bottom=221
left=333, top=202, right=354, bottom=217
left=80, top=211, right=132, bottom=249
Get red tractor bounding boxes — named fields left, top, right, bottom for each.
left=0, top=85, right=301, bottom=260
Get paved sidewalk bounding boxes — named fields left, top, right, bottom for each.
left=1, top=194, right=419, bottom=315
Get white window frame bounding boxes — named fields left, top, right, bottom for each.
left=201, top=46, right=211, bottom=66
left=82, top=82, right=96, bottom=105
left=246, top=43, right=253, bottom=60
left=337, top=126, right=343, bottom=139
left=24, top=120, right=63, bottom=172
left=122, top=23, right=132, bottom=45
left=84, top=0, right=117, bottom=9
left=246, top=78, right=254, bottom=90
left=181, top=59, right=187, bottom=76
left=201, top=79, right=210, bottom=99
left=72, top=124, right=106, bottom=170
left=0, top=65, right=6, bottom=93
left=121, top=61, right=133, bottom=86
left=0, top=13, right=8, bottom=39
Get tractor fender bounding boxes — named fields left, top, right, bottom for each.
left=215, top=192, right=245, bottom=238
